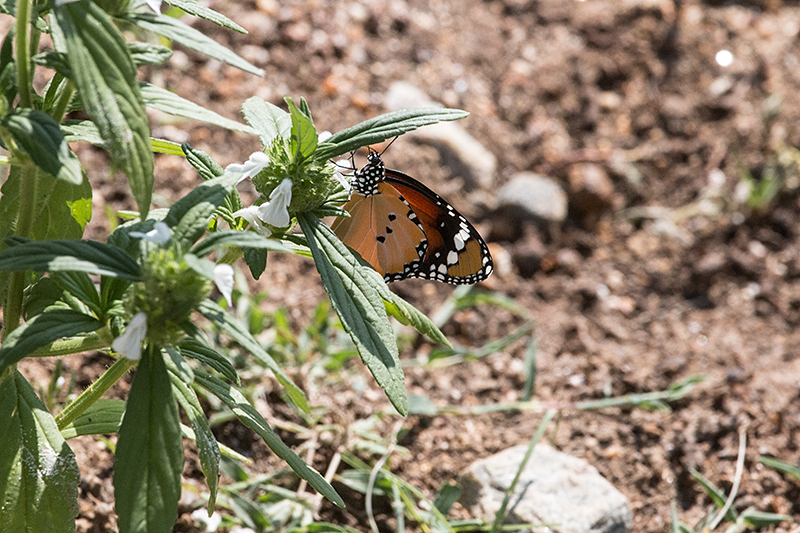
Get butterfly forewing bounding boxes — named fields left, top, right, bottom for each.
left=332, top=152, right=493, bottom=285
left=331, top=184, right=427, bottom=279
left=384, top=170, right=493, bottom=284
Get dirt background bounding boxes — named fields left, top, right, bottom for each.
left=17, top=0, right=800, bottom=531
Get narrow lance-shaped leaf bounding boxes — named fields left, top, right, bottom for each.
left=286, top=97, right=317, bottom=161
left=164, top=173, right=241, bottom=249
left=164, top=0, right=246, bottom=33
left=59, top=398, right=126, bottom=439
left=198, top=299, right=309, bottom=413
left=241, top=96, right=291, bottom=147
left=190, top=230, right=291, bottom=258
left=0, top=309, right=103, bottom=375
left=2, top=108, right=82, bottom=184
left=139, top=82, right=255, bottom=134
left=52, top=1, right=154, bottom=219
left=195, top=371, right=344, bottom=508
left=167, top=367, right=220, bottom=513
left=124, top=12, right=262, bottom=76
left=298, top=213, right=407, bottom=415
left=114, top=347, right=183, bottom=533
left=315, top=107, right=469, bottom=161
left=0, top=239, right=141, bottom=280
left=0, top=371, right=80, bottom=532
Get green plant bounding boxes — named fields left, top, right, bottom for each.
left=0, top=0, right=470, bottom=531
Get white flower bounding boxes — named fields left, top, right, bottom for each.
left=146, top=0, right=162, bottom=13
left=130, top=221, right=171, bottom=244
left=318, top=131, right=332, bottom=142
left=256, top=178, right=293, bottom=227
left=191, top=509, right=222, bottom=532
left=112, top=312, right=148, bottom=361
left=232, top=205, right=272, bottom=237
left=214, top=264, right=234, bottom=307
left=224, top=152, right=270, bottom=183
left=333, top=171, right=351, bottom=193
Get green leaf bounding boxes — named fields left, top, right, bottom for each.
left=0, top=309, right=103, bottom=374
left=198, top=299, right=309, bottom=413
left=125, top=12, right=262, bottom=76
left=286, top=97, right=317, bottom=161
left=190, top=229, right=291, bottom=257
left=758, top=455, right=800, bottom=482
left=2, top=108, right=82, bottom=184
left=194, top=371, right=344, bottom=508
left=139, top=82, right=255, bottom=134
left=60, top=398, right=125, bottom=439
left=315, top=108, right=469, bottom=161
left=741, top=509, right=791, bottom=527
left=243, top=246, right=267, bottom=279
left=151, top=138, right=185, bottom=156
left=52, top=1, right=154, bottom=219
left=242, top=96, right=291, bottom=147
left=433, top=483, right=461, bottom=515
left=297, top=213, right=406, bottom=415
left=60, top=119, right=105, bottom=145
left=0, top=371, right=80, bottom=532
left=165, top=0, right=246, bottom=33
left=0, top=166, right=92, bottom=245
left=164, top=172, right=241, bottom=249
left=114, top=347, right=183, bottom=533
left=689, top=469, right=737, bottom=522
left=51, top=271, right=103, bottom=317
left=0, top=239, right=141, bottom=279
left=128, top=41, right=173, bottom=67
left=179, top=338, right=239, bottom=385
left=384, top=290, right=452, bottom=348
left=168, top=368, right=220, bottom=512
left=182, top=144, right=224, bottom=181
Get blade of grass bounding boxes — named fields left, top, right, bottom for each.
left=489, top=409, right=557, bottom=533
left=708, top=427, right=747, bottom=530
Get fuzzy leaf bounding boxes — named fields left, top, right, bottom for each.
left=165, top=0, right=246, bottom=33
left=60, top=398, right=125, bottom=439
left=114, top=348, right=183, bottom=533
left=198, top=300, right=309, bottom=413
left=0, top=239, right=141, bottom=279
left=190, top=230, right=291, bottom=257
left=52, top=1, right=154, bottom=219
left=125, top=12, right=262, bottom=76
left=241, top=97, right=291, bottom=147
left=0, top=309, right=102, bottom=374
left=195, top=371, right=344, bottom=507
left=2, top=108, right=82, bottom=184
left=178, top=338, right=239, bottom=385
left=139, top=82, right=255, bottom=133
left=287, top=97, right=317, bottom=161
left=164, top=173, right=241, bottom=249
left=298, top=213, right=406, bottom=415
left=315, top=108, right=469, bottom=161
left=168, top=368, right=220, bottom=512
left=0, top=371, right=80, bottom=532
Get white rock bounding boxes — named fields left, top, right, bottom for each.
left=497, top=172, right=568, bottom=222
left=385, top=81, right=497, bottom=188
left=460, top=444, right=632, bottom=533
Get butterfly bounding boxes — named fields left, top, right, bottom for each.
left=331, top=151, right=493, bottom=284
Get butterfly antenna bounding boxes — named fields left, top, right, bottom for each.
left=379, top=136, right=399, bottom=156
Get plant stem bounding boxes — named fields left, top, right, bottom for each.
left=55, top=356, right=137, bottom=430
left=50, top=80, right=76, bottom=122
left=2, top=164, right=38, bottom=339
left=14, top=0, right=32, bottom=108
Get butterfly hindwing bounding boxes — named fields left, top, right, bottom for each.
left=332, top=152, right=493, bottom=285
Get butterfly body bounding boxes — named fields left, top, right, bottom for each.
left=331, top=152, right=493, bottom=284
